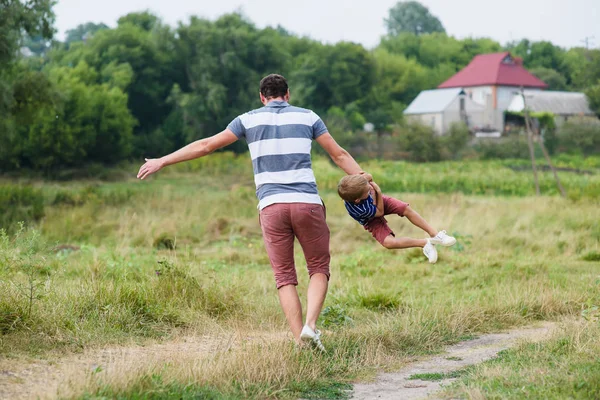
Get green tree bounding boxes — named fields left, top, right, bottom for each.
left=361, top=49, right=429, bottom=131
left=20, top=34, right=52, bottom=56
left=529, top=67, right=568, bottom=91
left=385, top=1, right=445, bottom=36
left=1, top=61, right=135, bottom=170
left=293, top=42, right=375, bottom=114
left=0, top=0, right=55, bottom=66
left=172, top=13, right=290, bottom=153
left=50, top=13, right=182, bottom=156
left=586, top=81, right=600, bottom=117
left=380, top=33, right=500, bottom=79
left=117, top=11, right=159, bottom=31
left=507, top=40, right=567, bottom=76
left=64, top=22, right=109, bottom=45
left=0, top=0, right=55, bottom=137
left=561, top=48, right=600, bottom=90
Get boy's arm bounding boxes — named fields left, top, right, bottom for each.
left=371, top=182, right=384, bottom=217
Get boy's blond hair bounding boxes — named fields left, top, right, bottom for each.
left=338, top=175, right=369, bottom=202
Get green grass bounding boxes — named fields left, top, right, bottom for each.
left=1, top=153, right=600, bottom=399
left=408, top=368, right=471, bottom=381
left=80, top=377, right=352, bottom=400
left=440, top=323, right=600, bottom=399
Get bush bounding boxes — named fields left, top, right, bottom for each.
left=0, top=185, right=45, bottom=231
left=395, top=121, right=442, bottom=162
left=557, top=117, right=600, bottom=156
left=442, top=122, right=470, bottom=159
left=473, top=136, right=533, bottom=160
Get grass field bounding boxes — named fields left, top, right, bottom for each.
left=1, top=154, right=599, bottom=399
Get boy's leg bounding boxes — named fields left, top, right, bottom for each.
left=367, top=217, right=438, bottom=262
left=381, top=195, right=438, bottom=237
left=382, top=235, right=427, bottom=249
left=403, top=206, right=438, bottom=238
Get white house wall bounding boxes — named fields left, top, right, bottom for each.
left=442, top=96, right=486, bottom=134
left=406, top=113, right=443, bottom=135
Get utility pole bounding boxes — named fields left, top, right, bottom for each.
left=580, top=36, right=595, bottom=50
left=520, top=88, right=567, bottom=198
left=521, top=88, right=540, bottom=196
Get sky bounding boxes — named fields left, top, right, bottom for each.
left=54, top=0, right=599, bottom=49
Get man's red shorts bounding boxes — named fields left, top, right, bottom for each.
left=259, top=203, right=330, bottom=289
left=363, top=195, right=409, bottom=245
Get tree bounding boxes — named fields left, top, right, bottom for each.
left=362, top=49, right=429, bottom=131
left=385, top=1, right=445, bottom=36
left=51, top=13, right=183, bottom=156
left=507, top=40, right=568, bottom=77
left=529, top=67, right=568, bottom=91
left=586, top=81, right=600, bottom=117
left=64, top=22, right=109, bottom=45
left=117, top=11, right=159, bottom=31
left=292, top=42, right=375, bottom=114
left=20, top=34, right=52, bottom=56
left=0, top=0, right=55, bottom=66
left=561, top=48, right=600, bottom=90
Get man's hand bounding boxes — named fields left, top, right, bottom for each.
left=370, top=181, right=382, bottom=194
left=359, top=171, right=373, bottom=182
left=137, top=158, right=164, bottom=180
left=370, top=181, right=384, bottom=217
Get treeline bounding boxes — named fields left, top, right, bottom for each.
left=1, top=1, right=600, bottom=171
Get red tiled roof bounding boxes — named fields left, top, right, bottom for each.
left=438, top=52, right=548, bottom=89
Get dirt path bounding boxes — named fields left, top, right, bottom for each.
left=0, top=323, right=557, bottom=400
left=351, top=321, right=557, bottom=400
left=0, top=331, right=286, bottom=400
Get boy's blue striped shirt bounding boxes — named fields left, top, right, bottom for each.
left=344, top=194, right=377, bottom=225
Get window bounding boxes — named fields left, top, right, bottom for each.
left=502, top=55, right=514, bottom=64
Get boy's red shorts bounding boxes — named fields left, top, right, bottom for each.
left=363, top=195, right=409, bottom=245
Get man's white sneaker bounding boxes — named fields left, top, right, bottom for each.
left=300, top=325, right=326, bottom=352
left=423, top=239, right=438, bottom=264
left=430, top=230, right=457, bottom=247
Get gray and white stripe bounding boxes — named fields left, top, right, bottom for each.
left=227, top=101, right=328, bottom=210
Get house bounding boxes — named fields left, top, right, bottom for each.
left=402, top=88, right=485, bottom=135
left=507, top=90, right=595, bottom=126
left=405, top=52, right=548, bottom=134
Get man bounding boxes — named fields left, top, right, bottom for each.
left=137, top=74, right=366, bottom=351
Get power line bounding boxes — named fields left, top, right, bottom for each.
left=580, top=36, right=595, bottom=49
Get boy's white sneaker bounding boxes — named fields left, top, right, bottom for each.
left=423, top=239, right=438, bottom=264
left=430, top=230, right=457, bottom=247
left=300, top=325, right=326, bottom=352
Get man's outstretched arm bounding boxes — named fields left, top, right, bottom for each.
left=137, top=129, right=238, bottom=180
left=315, top=132, right=370, bottom=178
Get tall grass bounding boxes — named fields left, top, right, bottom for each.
left=1, top=155, right=599, bottom=398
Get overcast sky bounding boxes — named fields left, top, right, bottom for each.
left=54, top=0, right=599, bottom=49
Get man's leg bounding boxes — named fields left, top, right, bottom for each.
left=260, top=204, right=303, bottom=342
left=292, top=204, right=331, bottom=331
left=403, top=206, right=438, bottom=237
left=278, top=285, right=303, bottom=341
left=305, top=273, right=328, bottom=330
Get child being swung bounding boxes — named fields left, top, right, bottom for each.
left=338, top=174, right=456, bottom=263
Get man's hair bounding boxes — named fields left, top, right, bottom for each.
left=260, top=74, right=289, bottom=99
left=338, top=175, right=370, bottom=202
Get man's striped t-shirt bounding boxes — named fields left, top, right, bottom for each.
left=344, top=194, right=378, bottom=225
left=227, top=100, right=328, bottom=210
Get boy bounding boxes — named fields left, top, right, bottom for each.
left=338, top=174, right=456, bottom=263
